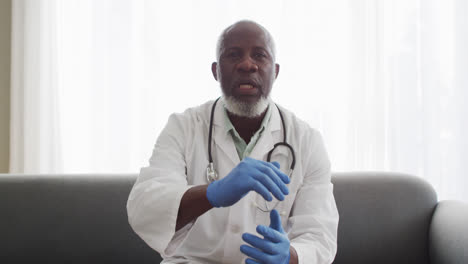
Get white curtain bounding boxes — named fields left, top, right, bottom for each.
left=10, top=0, right=468, bottom=201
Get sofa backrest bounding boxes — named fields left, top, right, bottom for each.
left=332, top=172, right=437, bottom=264
left=0, top=172, right=437, bottom=263
left=0, top=174, right=161, bottom=264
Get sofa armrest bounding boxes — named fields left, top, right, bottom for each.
left=429, top=200, right=468, bottom=264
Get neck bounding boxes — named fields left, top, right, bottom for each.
left=227, top=107, right=268, bottom=144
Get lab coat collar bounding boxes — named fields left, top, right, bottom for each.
left=212, top=98, right=285, bottom=165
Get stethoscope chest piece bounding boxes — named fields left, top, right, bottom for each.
left=206, top=162, right=218, bottom=183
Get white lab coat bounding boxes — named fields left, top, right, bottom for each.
left=127, top=99, right=339, bottom=264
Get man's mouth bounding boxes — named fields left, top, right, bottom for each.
left=235, top=83, right=259, bottom=95
left=239, top=84, right=255, bottom=90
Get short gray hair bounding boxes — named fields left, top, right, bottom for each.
left=215, top=20, right=276, bottom=62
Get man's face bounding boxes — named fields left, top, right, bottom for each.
left=212, top=23, right=279, bottom=105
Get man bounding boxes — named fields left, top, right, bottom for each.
left=127, top=20, right=338, bottom=263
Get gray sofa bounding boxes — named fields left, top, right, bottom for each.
left=1, top=172, right=467, bottom=263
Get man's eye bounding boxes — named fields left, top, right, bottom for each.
left=227, top=52, right=240, bottom=58
left=254, top=53, right=267, bottom=59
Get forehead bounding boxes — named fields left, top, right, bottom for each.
left=222, top=23, right=271, bottom=51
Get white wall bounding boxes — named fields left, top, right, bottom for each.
left=0, top=0, right=11, bottom=172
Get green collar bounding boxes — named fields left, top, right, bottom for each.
left=223, top=104, right=272, bottom=160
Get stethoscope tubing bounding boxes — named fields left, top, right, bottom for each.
left=206, top=97, right=296, bottom=213
left=206, top=97, right=296, bottom=182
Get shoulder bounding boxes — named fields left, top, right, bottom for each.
left=274, top=104, right=330, bottom=179
left=167, top=100, right=215, bottom=127
left=274, top=103, right=326, bottom=163
left=155, top=100, right=216, bottom=152
left=274, top=103, right=320, bottom=139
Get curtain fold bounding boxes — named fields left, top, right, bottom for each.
left=10, top=0, right=468, bottom=201
left=10, top=0, right=62, bottom=173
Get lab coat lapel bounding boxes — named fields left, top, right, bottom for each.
left=250, top=102, right=289, bottom=161
left=212, top=98, right=239, bottom=166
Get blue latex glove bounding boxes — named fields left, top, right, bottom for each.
left=206, top=157, right=290, bottom=208
left=240, top=209, right=290, bottom=264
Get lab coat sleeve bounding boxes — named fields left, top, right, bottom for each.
left=126, top=113, right=194, bottom=256
left=288, top=128, right=339, bottom=264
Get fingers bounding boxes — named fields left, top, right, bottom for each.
left=256, top=225, right=283, bottom=243
left=240, top=244, right=270, bottom=263
left=241, top=222, right=290, bottom=263
left=250, top=181, right=273, bottom=202
left=271, top=161, right=280, bottom=169
left=241, top=228, right=285, bottom=262
left=255, top=165, right=289, bottom=199
left=269, top=209, right=284, bottom=233
left=261, top=159, right=291, bottom=184
left=245, top=258, right=261, bottom=264
left=242, top=157, right=290, bottom=202
left=246, top=157, right=290, bottom=184
left=253, top=168, right=286, bottom=201
left=242, top=233, right=275, bottom=254
left=261, top=165, right=289, bottom=194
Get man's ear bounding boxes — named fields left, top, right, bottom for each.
left=275, top=63, right=280, bottom=79
left=211, top=62, right=218, bottom=81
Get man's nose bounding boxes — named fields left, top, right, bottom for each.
left=237, top=56, right=258, bottom=73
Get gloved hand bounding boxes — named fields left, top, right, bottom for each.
left=240, top=209, right=290, bottom=264
left=206, top=157, right=290, bottom=208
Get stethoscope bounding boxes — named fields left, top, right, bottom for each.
left=206, top=97, right=296, bottom=212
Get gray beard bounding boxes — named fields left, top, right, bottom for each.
left=223, top=95, right=270, bottom=118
